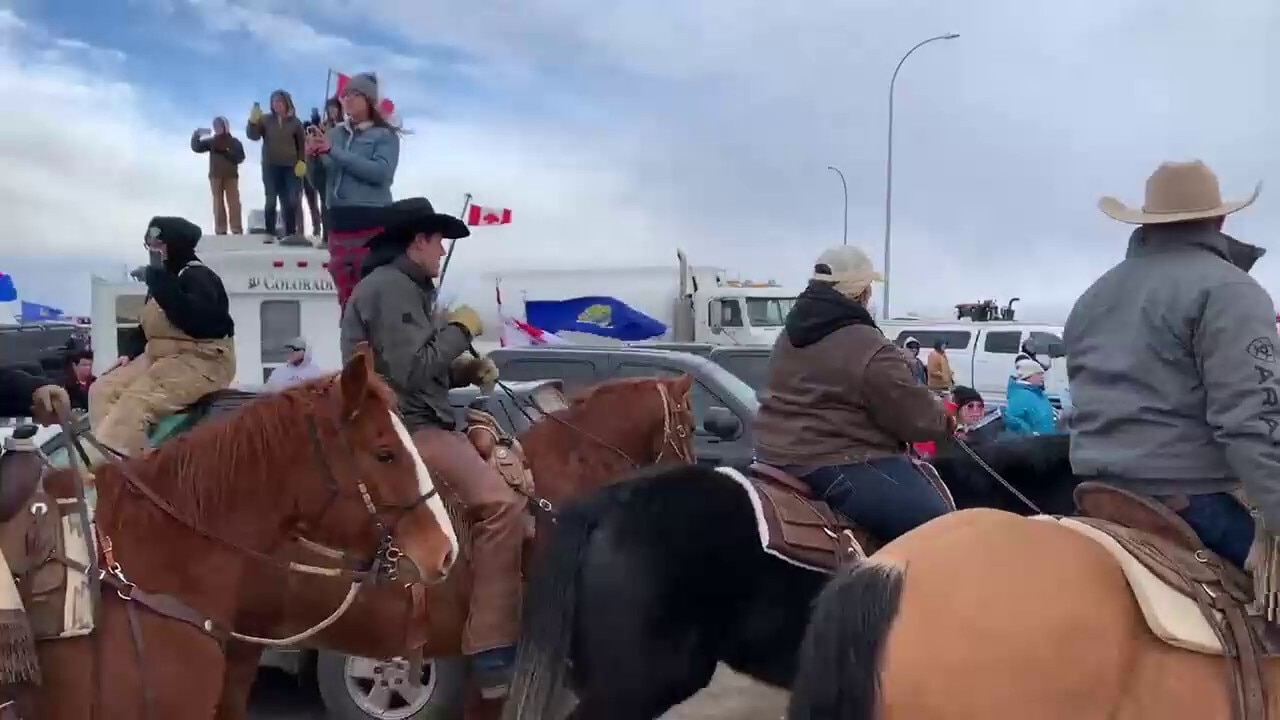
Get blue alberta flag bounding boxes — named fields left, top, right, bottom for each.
left=19, top=300, right=64, bottom=322
left=524, top=296, right=667, bottom=341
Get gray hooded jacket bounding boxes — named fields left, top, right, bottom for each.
left=1064, top=223, right=1280, bottom=529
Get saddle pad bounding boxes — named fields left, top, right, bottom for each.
left=1046, top=516, right=1224, bottom=655
left=715, top=467, right=864, bottom=574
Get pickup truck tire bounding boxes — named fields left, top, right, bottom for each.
left=315, top=651, right=467, bottom=720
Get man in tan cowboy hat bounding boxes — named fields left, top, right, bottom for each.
left=1064, top=160, right=1280, bottom=568
left=339, top=197, right=522, bottom=699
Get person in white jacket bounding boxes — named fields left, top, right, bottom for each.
left=263, top=337, right=329, bottom=391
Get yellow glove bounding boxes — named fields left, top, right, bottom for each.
left=31, top=385, right=71, bottom=426
left=450, top=356, right=500, bottom=390
left=249, top=104, right=263, bottom=124
left=294, top=160, right=307, bottom=178
left=446, top=305, right=483, bottom=338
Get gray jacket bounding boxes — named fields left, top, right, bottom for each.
left=1064, top=223, right=1280, bottom=529
left=339, top=255, right=472, bottom=432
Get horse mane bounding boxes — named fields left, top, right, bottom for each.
left=564, top=377, right=656, bottom=408
left=87, top=373, right=390, bottom=534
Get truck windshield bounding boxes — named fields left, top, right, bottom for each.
left=745, top=297, right=796, bottom=327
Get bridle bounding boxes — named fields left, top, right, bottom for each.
left=500, top=378, right=694, bottom=469
left=652, top=382, right=694, bottom=464
left=50, top=399, right=441, bottom=652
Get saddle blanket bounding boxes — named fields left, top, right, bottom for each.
left=1034, top=514, right=1224, bottom=655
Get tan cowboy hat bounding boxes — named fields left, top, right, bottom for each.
left=1098, top=160, right=1261, bottom=225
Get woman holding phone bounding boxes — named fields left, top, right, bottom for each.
left=308, top=73, right=400, bottom=310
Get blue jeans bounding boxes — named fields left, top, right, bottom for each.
left=791, top=456, right=950, bottom=543
left=1158, top=492, right=1255, bottom=569
left=262, top=164, right=299, bottom=236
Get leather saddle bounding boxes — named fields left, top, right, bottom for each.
left=743, top=462, right=869, bottom=573
left=1068, top=481, right=1276, bottom=720
left=736, top=460, right=953, bottom=573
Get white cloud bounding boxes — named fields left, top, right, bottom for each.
left=6, top=1, right=1280, bottom=323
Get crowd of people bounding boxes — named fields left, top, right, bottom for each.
left=189, top=72, right=401, bottom=284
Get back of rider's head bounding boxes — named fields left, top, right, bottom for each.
left=811, top=246, right=881, bottom=304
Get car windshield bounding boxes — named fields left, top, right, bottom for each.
left=1030, top=331, right=1066, bottom=358
left=687, top=355, right=759, bottom=413
left=745, top=297, right=795, bottom=328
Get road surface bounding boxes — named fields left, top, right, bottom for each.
left=247, top=665, right=787, bottom=719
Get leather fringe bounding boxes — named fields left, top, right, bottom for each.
left=0, top=615, right=40, bottom=686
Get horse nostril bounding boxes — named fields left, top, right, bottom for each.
left=440, top=548, right=456, bottom=574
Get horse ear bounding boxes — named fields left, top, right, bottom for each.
left=340, top=343, right=374, bottom=417
left=669, top=373, right=694, bottom=397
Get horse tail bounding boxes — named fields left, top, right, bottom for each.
left=787, top=561, right=904, bottom=720
left=503, top=499, right=600, bottom=720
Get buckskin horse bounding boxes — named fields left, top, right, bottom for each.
left=213, top=374, right=697, bottom=720
left=2, top=347, right=460, bottom=719
left=788, top=486, right=1280, bottom=720
left=501, top=433, right=1081, bottom=720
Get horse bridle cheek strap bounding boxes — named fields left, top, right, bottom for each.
left=653, top=383, right=693, bottom=464
left=296, top=412, right=440, bottom=584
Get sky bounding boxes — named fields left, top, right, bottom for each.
left=0, top=0, right=1278, bottom=321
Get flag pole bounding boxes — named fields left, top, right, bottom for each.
left=324, top=69, right=333, bottom=105
left=436, top=192, right=472, bottom=293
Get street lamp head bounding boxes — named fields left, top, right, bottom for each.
left=944, top=33, right=960, bottom=39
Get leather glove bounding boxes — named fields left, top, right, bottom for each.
left=31, top=385, right=71, bottom=426
left=294, top=160, right=307, bottom=178
left=451, top=356, right=499, bottom=391
left=446, top=305, right=483, bottom=338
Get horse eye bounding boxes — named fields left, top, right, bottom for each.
left=375, top=448, right=396, bottom=464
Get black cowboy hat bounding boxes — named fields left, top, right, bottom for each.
left=366, top=197, right=470, bottom=248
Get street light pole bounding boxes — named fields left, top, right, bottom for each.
left=827, top=165, right=848, bottom=245
left=883, top=32, right=959, bottom=320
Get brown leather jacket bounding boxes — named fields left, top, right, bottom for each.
left=754, top=283, right=952, bottom=467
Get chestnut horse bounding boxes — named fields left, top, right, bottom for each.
left=787, top=507, right=1265, bottom=720
left=25, top=348, right=459, bottom=719
left=214, top=374, right=696, bottom=720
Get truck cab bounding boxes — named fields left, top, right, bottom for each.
left=700, top=284, right=794, bottom=347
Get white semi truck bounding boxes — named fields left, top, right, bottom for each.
left=479, top=250, right=799, bottom=352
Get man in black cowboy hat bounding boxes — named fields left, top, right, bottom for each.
left=339, top=197, right=523, bottom=699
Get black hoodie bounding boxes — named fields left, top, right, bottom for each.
left=142, top=217, right=235, bottom=341
left=784, top=281, right=879, bottom=348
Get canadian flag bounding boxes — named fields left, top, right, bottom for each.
left=496, top=280, right=567, bottom=346
left=466, top=204, right=513, bottom=227
left=501, top=316, right=571, bottom=347
left=333, top=72, right=396, bottom=117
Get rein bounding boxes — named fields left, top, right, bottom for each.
left=494, top=378, right=693, bottom=469
left=952, top=437, right=1043, bottom=515
left=53, top=406, right=440, bottom=645
left=73, top=418, right=417, bottom=582
left=489, top=377, right=694, bottom=516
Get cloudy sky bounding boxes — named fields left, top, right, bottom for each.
left=0, top=0, right=1277, bottom=321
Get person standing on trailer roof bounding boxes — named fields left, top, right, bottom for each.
left=190, top=116, right=246, bottom=235
left=309, top=72, right=401, bottom=310
left=246, top=89, right=307, bottom=244
left=88, top=217, right=236, bottom=460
